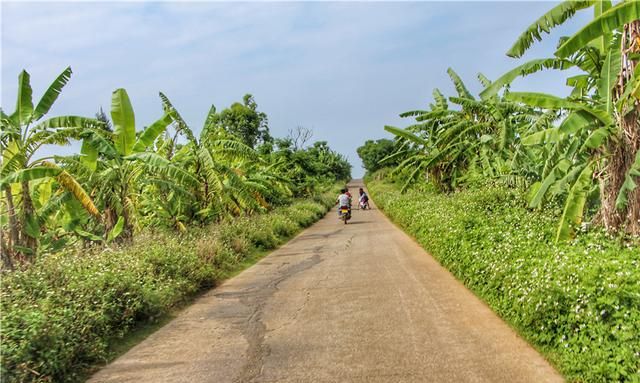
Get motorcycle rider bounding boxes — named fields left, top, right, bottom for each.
left=358, top=187, right=369, bottom=209
left=336, top=188, right=351, bottom=218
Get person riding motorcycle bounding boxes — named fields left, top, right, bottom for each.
left=336, top=188, right=352, bottom=218
left=358, top=188, right=369, bottom=209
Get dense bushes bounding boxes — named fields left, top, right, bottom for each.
left=368, top=179, right=640, bottom=382
left=0, top=190, right=335, bottom=383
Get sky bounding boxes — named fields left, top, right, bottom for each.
left=1, top=1, right=592, bottom=178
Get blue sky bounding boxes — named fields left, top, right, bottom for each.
left=1, top=1, right=591, bottom=177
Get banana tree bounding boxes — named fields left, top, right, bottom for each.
left=0, top=67, right=100, bottom=262
left=78, top=88, right=194, bottom=239
left=383, top=68, right=547, bottom=192
left=159, top=93, right=279, bottom=223
left=491, top=0, right=640, bottom=238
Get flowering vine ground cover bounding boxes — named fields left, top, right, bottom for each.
left=367, top=179, right=639, bottom=382
left=0, top=190, right=336, bottom=383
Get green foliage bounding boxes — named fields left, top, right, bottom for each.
left=384, top=68, right=545, bottom=193
left=383, top=0, right=640, bottom=239
left=1, top=67, right=103, bottom=260
left=110, top=88, right=136, bottom=157
left=555, top=1, right=640, bottom=58
left=207, top=94, right=270, bottom=148
left=258, top=139, right=351, bottom=198
left=368, top=179, right=640, bottom=382
left=480, top=58, right=573, bottom=99
left=506, top=1, right=595, bottom=58
left=1, top=188, right=336, bottom=382
left=356, top=138, right=400, bottom=174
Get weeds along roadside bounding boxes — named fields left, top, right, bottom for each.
left=0, top=185, right=339, bottom=383
left=367, top=178, right=639, bottom=383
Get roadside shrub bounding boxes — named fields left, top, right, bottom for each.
left=245, top=221, right=279, bottom=250
left=216, top=223, right=250, bottom=258
left=368, top=179, right=640, bottom=382
left=288, top=202, right=327, bottom=227
left=196, top=237, right=223, bottom=264
left=268, top=214, right=298, bottom=238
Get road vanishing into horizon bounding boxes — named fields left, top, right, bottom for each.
left=89, top=180, right=563, bottom=383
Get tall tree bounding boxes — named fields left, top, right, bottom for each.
left=209, top=94, right=270, bottom=148
left=357, top=138, right=400, bottom=174
left=0, top=67, right=100, bottom=262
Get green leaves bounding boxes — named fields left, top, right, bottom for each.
left=506, top=92, right=613, bottom=125
left=598, top=48, right=621, bottom=114
left=111, top=88, right=136, bottom=156
left=558, top=111, right=595, bottom=134
left=0, top=166, right=61, bottom=188
left=13, top=70, right=34, bottom=125
left=555, top=1, right=640, bottom=58
left=159, top=91, right=196, bottom=143
left=80, top=131, right=118, bottom=161
left=556, top=162, right=594, bottom=241
left=580, top=127, right=612, bottom=152
left=3, top=69, right=353, bottom=260
left=527, top=159, right=570, bottom=209
left=107, top=216, right=125, bottom=242
left=447, top=68, right=474, bottom=99
left=521, top=128, right=561, bottom=146
left=80, top=139, right=98, bottom=171
left=433, top=89, right=448, bottom=110
left=507, top=1, right=595, bottom=58
left=380, top=0, right=640, bottom=244
left=32, top=116, right=100, bottom=132
left=384, top=125, right=427, bottom=146
left=507, top=91, right=573, bottom=109
left=132, top=113, right=173, bottom=153
left=615, top=151, right=640, bottom=211
left=124, top=152, right=200, bottom=187
left=33, top=67, right=72, bottom=121
left=480, top=58, right=573, bottom=99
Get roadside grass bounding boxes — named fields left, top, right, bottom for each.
left=1, top=189, right=337, bottom=383
left=367, top=179, right=640, bottom=383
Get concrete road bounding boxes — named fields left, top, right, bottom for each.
left=89, top=180, right=563, bottom=383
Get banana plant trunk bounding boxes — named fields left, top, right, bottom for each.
left=2, top=186, right=18, bottom=269
left=4, top=186, right=19, bottom=250
left=120, top=181, right=134, bottom=242
left=20, top=180, right=38, bottom=255
left=601, top=20, right=640, bottom=235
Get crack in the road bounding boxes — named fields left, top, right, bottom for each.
left=225, top=252, right=323, bottom=383
left=210, top=233, right=353, bottom=383
left=267, top=271, right=331, bottom=335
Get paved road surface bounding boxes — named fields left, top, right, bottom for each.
left=89, top=180, right=563, bottom=383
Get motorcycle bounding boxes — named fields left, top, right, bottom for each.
left=359, top=199, right=370, bottom=210
left=339, top=206, right=351, bottom=224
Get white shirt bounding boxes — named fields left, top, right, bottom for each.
left=338, top=194, right=350, bottom=207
